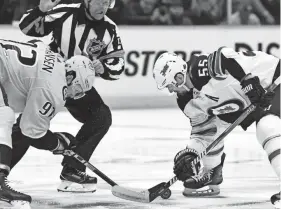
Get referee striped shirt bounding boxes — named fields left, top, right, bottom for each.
left=19, top=3, right=125, bottom=80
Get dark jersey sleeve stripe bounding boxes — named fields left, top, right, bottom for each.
left=19, top=7, right=45, bottom=30
left=67, top=13, right=78, bottom=58
left=78, top=25, right=91, bottom=57
left=177, top=90, right=194, bottom=111
left=221, top=54, right=247, bottom=81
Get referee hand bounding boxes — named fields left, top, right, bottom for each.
left=39, top=0, right=61, bottom=12
left=92, top=59, right=105, bottom=74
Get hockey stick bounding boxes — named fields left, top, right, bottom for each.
left=125, top=77, right=281, bottom=203
left=62, top=78, right=280, bottom=203
left=62, top=149, right=151, bottom=202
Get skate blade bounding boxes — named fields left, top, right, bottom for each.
left=183, top=185, right=220, bottom=197
left=57, top=180, right=96, bottom=193
left=11, top=200, right=31, bottom=209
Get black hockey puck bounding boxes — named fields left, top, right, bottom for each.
left=271, top=192, right=280, bottom=208
left=160, top=189, right=171, bottom=199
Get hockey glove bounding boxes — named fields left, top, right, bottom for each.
left=241, top=74, right=272, bottom=108
left=52, top=132, right=77, bottom=155
left=173, top=148, right=201, bottom=181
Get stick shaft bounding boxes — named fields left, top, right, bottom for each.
left=154, top=79, right=280, bottom=200
left=192, top=77, right=280, bottom=165
left=64, top=150, right=117, bottom=186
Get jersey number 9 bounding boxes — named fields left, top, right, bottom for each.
left=39, top=102, right=55, bottom=118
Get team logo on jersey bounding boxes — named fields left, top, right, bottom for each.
left=86, top=39, right=106, bottom=58
left=208, top=99, right=244, bottom=115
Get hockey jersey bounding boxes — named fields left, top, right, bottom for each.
left=177, top=47, right=279, bottom=146
left=19, top=3, right=125, bottom=81
left=0, top=39, right=67, bottom=139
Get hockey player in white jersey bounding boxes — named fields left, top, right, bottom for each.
left=0, top=39, right=95, bottom=208
left=152, top=47, right=280, bottom=207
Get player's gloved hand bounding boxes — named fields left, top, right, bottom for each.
left=52, top=132, right=77, bottom=156
left=173, top=148, right=201, bottom=181
left=92, top=59, right=104, bottom=75
left=39, top=0, right=61, bottom=12
left=241, top=74, right=269, bottom=107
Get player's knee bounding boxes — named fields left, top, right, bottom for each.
left=256, top=115, right=281, bottom=169
left=0, top=106, right=15, bottom=125
left=187, top=135, right=224, bottom=170
left=103, top=105, right=112, bottom=129
left=103, top=106, right=112, bottom=129
left=256, top=115, right=280, bottom=146
left=91, top=104, right=112, bottom=131
left=185, top=142, right=225, bottom=171
left=0, top=106, right=15, bottom=148
left=202, top=146, right=224, bottom=170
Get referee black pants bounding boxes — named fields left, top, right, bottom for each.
left=63, top=87, right=112, bottom=171
left=10, top=87, right=112, bottom=172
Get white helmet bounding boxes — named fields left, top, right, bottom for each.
left=153, top=52, right=188, bottom=90
left=65, top=55, right=96, bottom=99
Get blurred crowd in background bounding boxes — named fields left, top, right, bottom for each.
left=0, top=0, right=280, bottom=25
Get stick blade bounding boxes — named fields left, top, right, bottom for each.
left=112, top=185, right=150, bottom=203
left=147, top=182, right=166, bottom=202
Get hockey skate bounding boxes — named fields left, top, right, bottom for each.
left=0, top=171, right=31, bottom=208
left=271, top=191, right=280, bottom=209
left=183, top=153, right=225, bottom=197
left=57, top=165, right=97, bottom=193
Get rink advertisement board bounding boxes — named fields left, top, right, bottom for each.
left=0, top=26, right=279, bottom=108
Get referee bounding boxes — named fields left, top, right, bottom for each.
left=14, top=0, right=125, bottom=192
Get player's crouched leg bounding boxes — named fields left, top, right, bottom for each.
left=183, top=150, right=225, bottom=197
left=257, top=115, right=281, bottom=208
left=59, top=88, right=112, bottom=193
left=0, top=106, right=31, bottom=208
left=255, top=84, right=280, bottom=207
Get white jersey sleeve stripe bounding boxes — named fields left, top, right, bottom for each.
left=61, top=15, right=73, bottom=59
left=45, top=12, right=67, bottom=22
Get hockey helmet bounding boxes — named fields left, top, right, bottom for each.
left=65, top=55, right=96, bottom=99
left=153, top=52, right=188, bottom=90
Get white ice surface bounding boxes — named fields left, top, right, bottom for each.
left=3, top=109, right=279, bottom=209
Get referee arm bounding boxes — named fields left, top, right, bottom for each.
left=97, top=21, right=125, bottom=81
left=19, top=4, right=73, bottom=37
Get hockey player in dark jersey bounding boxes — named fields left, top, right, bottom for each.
left=13, top=0, right=125, bottom=193
left=152, top=48, right=280, bottom=207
